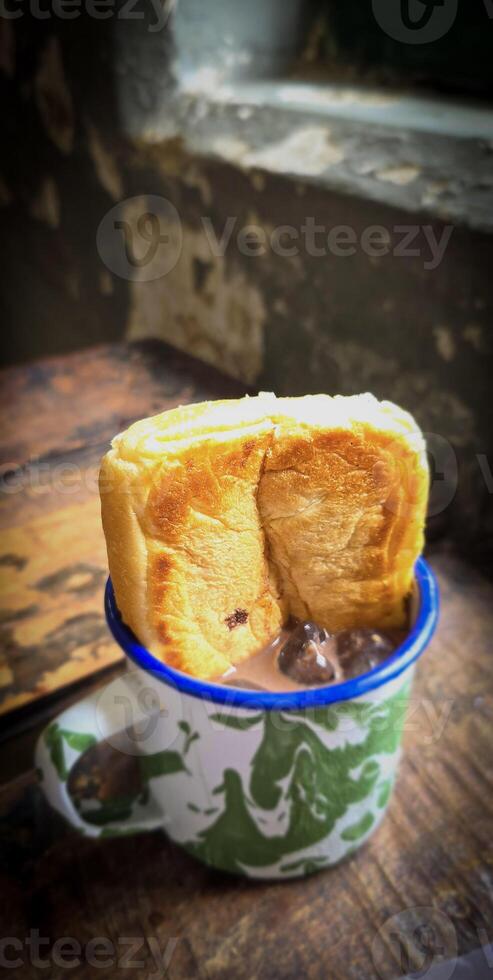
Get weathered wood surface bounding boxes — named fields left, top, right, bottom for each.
left=0, top=548, right=492, bottom=979
left=0, top=341, right=246, bottom=718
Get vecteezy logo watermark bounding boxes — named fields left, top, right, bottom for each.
left=0, top=0, right=176, bottom=32
left=94, top=671, right=184, bottom=756
left=96, top=195, right=183, bottom=281
left=96, top=196, right=454, bottom=280
left=371, top=906, right=458, bottom=979
left=372, top=0, right=458, bottom=43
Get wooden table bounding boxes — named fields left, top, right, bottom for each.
left=1, top=342, right=492, bottom=980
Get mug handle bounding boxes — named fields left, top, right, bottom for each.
left=35, top=675, right=164, bottom=838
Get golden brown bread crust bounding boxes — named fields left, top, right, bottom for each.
left=100, top=393, right=428, bottom=679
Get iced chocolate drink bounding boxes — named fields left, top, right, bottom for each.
left=218, top=620, right=407, bottom=692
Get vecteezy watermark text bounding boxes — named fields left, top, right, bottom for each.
left=96, top=195, right=455, bottom=282
left=2, top=446, right=493, bottom=514
left=0, top=931, right=180, bottom=975
left=201, top=217, right=453, bottom=271
left=92, top=669, right=461, bottom=757
left=0, top=0, right=175, bottom=32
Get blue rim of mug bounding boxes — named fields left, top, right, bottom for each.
left=104, top=556, right=438, bottom=710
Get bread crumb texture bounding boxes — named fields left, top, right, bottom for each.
left=99, top=393, right=428, bottom=679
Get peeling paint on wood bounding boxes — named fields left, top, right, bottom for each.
left=35, top=36, right=74, bottom=155
left=183, top=164, right=213, bottom=206
left=124, top=211, right=265, bottom=384
left=375, top=164, right=422, bottom=186
left=212, top=135, right=250, bottom=163
left=87, top=122, right=124, bottom=202
left=246, top=126, right=345, bottom=176
left=463, top=323, right=485, bottom=352
left=29, top=177, right=60, bottom=229
left=433, top=325, right=456, bottom=362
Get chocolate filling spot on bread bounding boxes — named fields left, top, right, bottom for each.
left=225, top=608, right=249, bottom=630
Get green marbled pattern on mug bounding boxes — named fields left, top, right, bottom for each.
left=185, top=681, right=410, bottom=874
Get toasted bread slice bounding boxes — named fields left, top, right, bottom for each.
left=100, top=393, right=428, bottom=679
